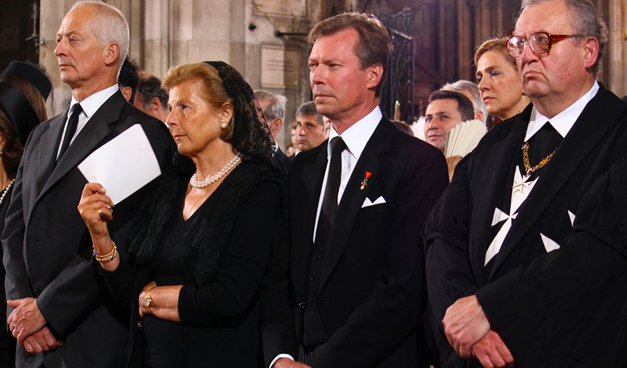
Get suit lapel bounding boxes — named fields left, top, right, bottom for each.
left=291, top=144, right=328, bottom=296
left=319, top=119, right=391, bottom=289
left=35, top=114, right=66, bottom=194
left=489, top=87, right=624, bottom=278
left=39, top=92, right=125, bottom=200
left=468, top=113, right=528, bottom=280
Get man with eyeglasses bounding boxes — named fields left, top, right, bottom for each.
left=424, top=0, right=627, bottom=367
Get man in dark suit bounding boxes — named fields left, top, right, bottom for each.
left=2, top=2, right=173, bottom=367
left=254, top=90, right=292, bottom=176
left=424, top=0, right=627, bottom=367
left=269, top=12, right=448, bottom=368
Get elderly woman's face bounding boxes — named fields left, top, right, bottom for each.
left=165, top=79, right=227, bottom=157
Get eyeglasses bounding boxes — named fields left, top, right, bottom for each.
left=506, top=32, right=584, bottom=58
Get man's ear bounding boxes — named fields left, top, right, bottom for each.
left=366, top=63, right=383, bottom=91
left=269, top=118, right=283, bottom=138
left=104, top=42, right=120, bottom=68
left=121, top=86, right=132, bottom=102
left=582, top=37, right=599, bottom=70
left=150, top=97, right=162, bottom=113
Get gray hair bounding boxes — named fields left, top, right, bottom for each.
left=254, top=90, right=287, bottom=121
left=296, top=101, right=323, bottom=125
left=441, top=80, right=487, bottom=124
left=72, top=1, right=130, bottom=76
left=518, top=0, right=607, bottom=76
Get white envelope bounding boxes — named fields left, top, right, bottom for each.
left=78, top=125, right=161, bottom=205
left=361, top=196, right=386, bottom=208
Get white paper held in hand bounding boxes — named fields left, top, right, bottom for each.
left=78, top=125, right=161, bottom=205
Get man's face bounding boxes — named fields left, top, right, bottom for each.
left=55, top=7, right=108, bottom=90
left=308, top=28, right=373, bottom=123
left=295, top=114, right=325, bottom=151
left=256, top=99, right=280, bottom=140
left=424, top=99, right=464, bottom=153
left=514, top=0, right=590, bottom=101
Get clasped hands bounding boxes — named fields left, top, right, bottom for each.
left=7, top=297, right=63, bottom=353
left=443, top=295, right=514, bottom=368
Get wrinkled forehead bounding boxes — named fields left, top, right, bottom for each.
left=296, top=114, right=322, bottom=125
left=515, top=1, right=574, bottom=36
left=58, top=6, right=96, bottom=36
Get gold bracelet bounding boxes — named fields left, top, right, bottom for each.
left=143, top=286, right=157, bottom=314
left=93, top=240, right=118, bottom=263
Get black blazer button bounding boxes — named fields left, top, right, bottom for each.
left=298, top=302, right=307, bottom=309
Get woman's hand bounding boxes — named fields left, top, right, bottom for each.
left=78, top=182, right=114, bottom=240
left=138, top=281, right=183, bottom=323
left=138, top=281, right=157, bottom=320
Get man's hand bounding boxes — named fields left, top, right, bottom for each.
left=7, top=298, right=47, bottom=345
left=443, top=295, right=490, bottom=358
left=22, top=327, right=64, bottom=354
left=471, top=330, right=514, bottom=368
left=273, top=357, right=311, bottom=368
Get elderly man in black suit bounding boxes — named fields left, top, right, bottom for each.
left=254, top=90, right=292, bottom=176
left=267, top=12, right=448, bottom=368
left=424, top=0, right=627, bottom=367
left=2, top=2, right=173, bottom=367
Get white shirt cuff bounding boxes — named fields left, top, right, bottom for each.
left=270, top=353, right=294, bottom=368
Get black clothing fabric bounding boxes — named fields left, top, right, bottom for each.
left=271, top=147, right=292, bottom=177
left=478, top=156, right=627, bottom=367
left=425, top=86, right=627, bottom=367
left=0, top=185, right=15, bottom=368
left=57, top=104, right=82, bottom=159
left=101, top=159, right=281, bottom=367
left=2, top=90, right=174, bottom=368
left=266, top=117, right=449, bottom=367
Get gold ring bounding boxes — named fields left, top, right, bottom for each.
left=96, top=208, right=104, bottom=220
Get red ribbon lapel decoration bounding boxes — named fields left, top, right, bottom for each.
left=360, top=171, right=372, bottom=190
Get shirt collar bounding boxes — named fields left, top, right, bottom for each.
left=525, top=82, right=599, bottom=142
left=327, top=106, right=382, bottom=160
left=69, top=84, right=119, bottom=118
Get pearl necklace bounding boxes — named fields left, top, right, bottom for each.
left=0, top=179, right=15, bottom=207
left=189, top=152, right=242, bottom=189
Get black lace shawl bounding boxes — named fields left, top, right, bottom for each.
left=125, top=153, right=280, bottom=286
left=204, top=61, right=273, bottom=165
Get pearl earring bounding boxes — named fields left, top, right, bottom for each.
left=220, top=121, right=229, bottom=131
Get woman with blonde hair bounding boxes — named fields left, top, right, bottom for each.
left=475, top=38, right=531, bottom=121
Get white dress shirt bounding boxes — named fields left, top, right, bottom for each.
left=525, top=81, right=599, bottom=142
left=312, top=106, right=382, bottom=242
left=57, top=84, right=119, bottom=159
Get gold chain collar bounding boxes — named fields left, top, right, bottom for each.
left=521, top=139, right=556, bottom=178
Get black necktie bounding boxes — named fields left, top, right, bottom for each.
left=58, top=103, right=83, bottom=160
left=315, top=137, right=346, bottom=249
left=526, top=122, right=562, bottom=178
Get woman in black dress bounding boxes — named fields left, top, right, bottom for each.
left=78, top=61, right=280, bottom=367
left=0, top=61, right=51, bottom=366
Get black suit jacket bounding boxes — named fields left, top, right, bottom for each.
left=268, top=117, right=448, bottom=367
left=476, top=156, right=627, bottom=368
left=271, top=146, right=292, bottom=177
left=2, top=91, right=174, bottom=368
left=424, top=86, right=627, bottom=367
